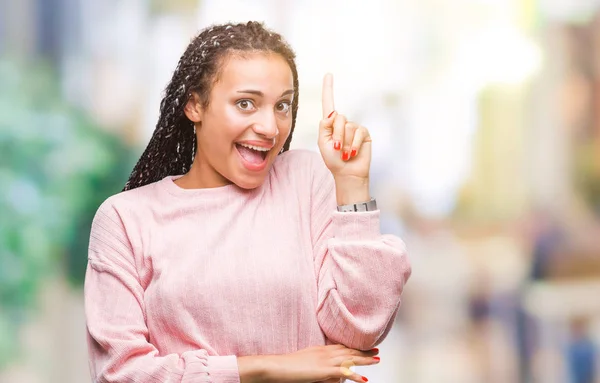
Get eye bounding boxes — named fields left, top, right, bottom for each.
left=236, top=99, right=256, bottom=111
left=276, top=100, right=291, bottom=114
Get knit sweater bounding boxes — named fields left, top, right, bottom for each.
left=84, top=149, right=411, bottom=383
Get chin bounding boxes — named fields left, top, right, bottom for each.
left=231, top=151, right=278, bottom=189
left=232, top=172, right=269, bottom=190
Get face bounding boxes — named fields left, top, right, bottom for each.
left=185, top=52, right=294, bottom=189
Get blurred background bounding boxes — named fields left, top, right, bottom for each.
left=1, top=0, right=600, bottom=382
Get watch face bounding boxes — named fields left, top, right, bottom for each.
left=337, top=199, right=376, bottom=212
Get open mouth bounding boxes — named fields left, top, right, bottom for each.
left=235, top=143, right=270, bottom=165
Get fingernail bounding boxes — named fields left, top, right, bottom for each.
left=342, top=151, right=350, bottom=161
left=373, top=356, right=380, bottom=361
left=362, top=377, right=369, bottom=382
left=371, top=348, right=379, bottom=353
left=333, top=141, right=341, bottom=150
left=350, top=148, right=357, bottom=157
left=327, top=110, right=335, bottom=118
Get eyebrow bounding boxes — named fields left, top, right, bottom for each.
left=237, top=89, right=295, bottom=97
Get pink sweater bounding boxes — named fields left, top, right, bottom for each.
left=84, top=149, right=411, bottom=383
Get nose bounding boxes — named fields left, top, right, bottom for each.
left=252, top=110, right=279, bottom=139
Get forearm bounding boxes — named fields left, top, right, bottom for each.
left=238, top=355, right=292, bottom=383
left=315, top=215, right=411, bottom=349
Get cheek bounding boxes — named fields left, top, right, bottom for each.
left=208, top=109, right=246, bottom=142
left=221, top=105, right=241, bottom=123
left=221, top=106, right=253, bottom=131
left=278, top=118, right=293, bottom=138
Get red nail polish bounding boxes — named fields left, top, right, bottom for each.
left=334, top=141, right=341, bottom=150
left=342, top=151, right=349, bottom=161
left=327, top=110, right=335, bottom=118
left=350, top=148, right=357, bottom=157
left=371, top=348, right=379, bottom=352
left=362, top=377, right=369, bottom=382
left=373, top=356, right=380, bottom=361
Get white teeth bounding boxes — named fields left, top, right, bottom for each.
left=238, top=143, right=271, bottom=152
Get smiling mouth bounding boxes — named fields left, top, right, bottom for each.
left=235, top=143, right=270, bottom=163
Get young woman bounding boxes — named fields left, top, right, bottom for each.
left=84, top=21, right=411, bottom=383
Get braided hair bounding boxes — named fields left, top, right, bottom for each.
left=123, top=21, right=299, bottom=191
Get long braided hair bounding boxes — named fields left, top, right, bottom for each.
left=123, top=21, right=299, bottom=191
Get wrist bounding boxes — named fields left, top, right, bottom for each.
left=254, top=355, right=282, bottom=383
left=334, top=175, right=370, bottom=206
left=238, top=355, right=267, bottom=383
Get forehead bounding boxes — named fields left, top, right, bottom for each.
left=215, top=52, right=294, bottom=92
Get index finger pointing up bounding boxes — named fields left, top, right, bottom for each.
left=322, top=73, right=335, bottom=118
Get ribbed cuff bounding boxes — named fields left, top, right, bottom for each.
left=181, top=353, right=239, bottom=383
left=331, top=210, right=381, bottom=240
left=206, top=355, right=240, bottom=383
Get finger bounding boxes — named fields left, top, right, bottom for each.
left=349, top=126, right=371, bottom=158
left=345, top=372, right=369, bottom=383
left=334, top=355, right=380, bottom=367
left=333, top=365, right=369, bottom=383
left=342, top=122, right=359, bottom=161
left=322, top=73, right=335, bottom=119
left=319, top=111, right=338, bottom=142
left=351, top=356, right=380, bottom=366
left=332, top=114, right=346, bottom=151
left=347, top=348, right=379, bottom=357
left=332, top=346, right=375, bottom=358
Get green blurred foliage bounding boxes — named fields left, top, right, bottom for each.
left=575, top=140, right=600, bottom=215
left=0, top=58, right=135, bottom=367
left=149, top=0, right=199, bottom=15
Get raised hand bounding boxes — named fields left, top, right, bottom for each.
left=318, top=74, right=372, bottom=205
left=318, top=73, right=372, bottom=181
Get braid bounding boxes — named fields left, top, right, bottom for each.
left=123, top=21, right=299, bottom=191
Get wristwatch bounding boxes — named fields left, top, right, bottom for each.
left=337, top=198, right=378, bottom=212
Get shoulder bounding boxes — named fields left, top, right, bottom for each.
left=269, top=149, right=334, bottom=199
left=92, top=179, right=163, bottom=225
left=272, top=149, right=330, bottom=180
left=274, top=148, right=320, bottom=165
left=88, top=182, right=165, bottom=270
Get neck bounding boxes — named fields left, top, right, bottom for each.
left=174, top=153, right=232, bottom=189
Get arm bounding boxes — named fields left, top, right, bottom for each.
left=85, top=201, right=247, bottom=383
left=311, top=73, right=411, bottom=350
left=311, top=158, right=411, bottom=351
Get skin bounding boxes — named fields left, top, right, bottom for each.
left=319, top=73, right=372, bottom=206
left=180, top=52, right=377, bottom=383
left=179, top=52, right=294, bottom=190
left=240, top=345, right=380, bottom=383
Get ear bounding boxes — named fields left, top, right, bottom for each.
left=184, top=92, right=203, bottom=123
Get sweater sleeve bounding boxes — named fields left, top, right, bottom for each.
left=309, top=156, right=412, bottom=351
left=84, top=200, right=240, bottom=383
